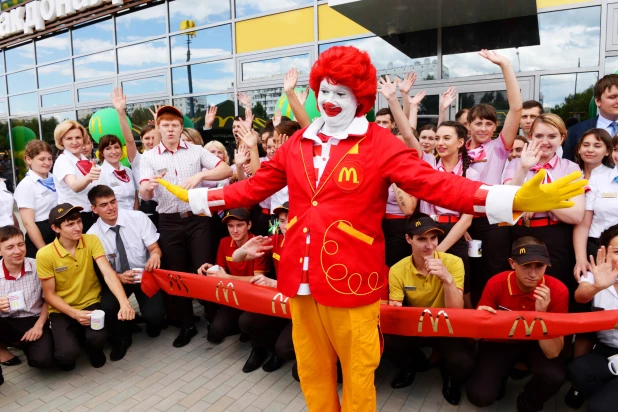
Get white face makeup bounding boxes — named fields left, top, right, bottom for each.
left=317, top=79, right=358, bottom=135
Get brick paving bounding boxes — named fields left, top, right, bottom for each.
left=0, top=301, right=579, bottom=412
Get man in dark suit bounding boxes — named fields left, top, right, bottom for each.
left=563, top=74, right=618, bottom=161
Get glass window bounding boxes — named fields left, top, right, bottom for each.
left=41, top=90, right=72, bottom=108
left=116, top=3, right=167, bottom=45
left=171, top=25, right=232, bottom=64
left=74, top=51, right=116, bottom=82
left=443, top=6, right=601, bottom=78
left=5, top=43, right=34, bottom=73
left=78, top=105, right=107, bottom=131
left=241, top=88, right=283, bottom=121
left=77, top=83, right=114, bottom=103
left=125, top=100, right=168, bottom=141
left=0, top=100, right=7, bottom=116
left=10, top=116, right=41, bottom=184
left=606, top=56, right=618, bottom=75
left=169, top=0, right=231, bottom=31
left=172, top=59, right=234, bottom=95
left=9, top=93, right=38, bottom=115
left=121, top=75, right=166, bottom=96
left=7, top=70, right=36, bottom=95
left=319, top=37, right=438, bottom=81
left=173, top=94, right=232, bottom=129
left=41, top=111, right=76, bottom=158
left=36, top=31, right=71, bottom=65
left=117, top=40, right=168, bottom=73
left=242, top=54, right=310, bottom=82
left=72, top=18, right=114, bottom=55
left=235, top=0, right=312, bottom=19
left=0, top=52, right=4, bottom=73
left=0, top=119, right=13, bottom=190
left=0, top=77, right=5, bottom=97
left=38, top=60, right=73, bottom=89
left=540, top=72, right=598, bottom=123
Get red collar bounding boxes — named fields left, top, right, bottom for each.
left=2, top=260, right=25, bottom=281
left=507, top=271, right=546, bottom=298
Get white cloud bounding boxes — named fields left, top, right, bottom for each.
left=117, top=41, right=169, bottom=70
left=171, top=45, right=230, bottom=63
left=235, top=0, right=311, bottom=17
left=72, top=38, right=115, bottom=55
left=242, top=55, right=309, bottom=80
left=169, top=0, right=231, bottom=25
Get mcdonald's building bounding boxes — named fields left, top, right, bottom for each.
left=0, top=0, right=615, bottom=191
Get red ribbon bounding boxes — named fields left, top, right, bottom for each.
left=76, top=160, right=93, bottom=176
left=113, top=169, right=130, bottom=183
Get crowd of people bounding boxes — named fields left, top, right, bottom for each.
left=0, top=49, right=617, bottom=412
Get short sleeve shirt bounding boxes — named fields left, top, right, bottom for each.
left=98, top=160, right=138, bottom=210
left=36, top=235, right=106, bottom=313
left=467, top=134, right=511, bottom=185
left=388, top=252, right=465, bottom=308
left=14, top=171, right=58, bottom=222
left=0, top=180, right=14, bottom=226
left=477, top=271, right=569, bottom=313
left=53, top=151, right=96, bottom=209
left=585, top=165, right=618, bottom=238
left=216, top=235, right=269, bottom=277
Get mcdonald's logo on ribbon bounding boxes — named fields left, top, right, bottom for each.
left=417, top=309, right=454, bottom=335
left=89, top=116, right=103, bottom=136
left=508, top=316, right=548, bottom=338
left=271, top=293, right=289, bottom=315
left=216, top=281, right=239, bottom=305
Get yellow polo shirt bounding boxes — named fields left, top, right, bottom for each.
left=36, top=235, right=106, bottom=313
left=389, top=252, right=464, bottom=308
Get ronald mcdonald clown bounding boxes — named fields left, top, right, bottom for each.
left=158, top=46, right=585, bottom=411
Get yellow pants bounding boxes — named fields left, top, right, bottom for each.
left=290, top=295, right=381, bottom=412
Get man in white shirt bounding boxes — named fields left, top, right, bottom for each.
left=87, top=185, right=164, bottom=361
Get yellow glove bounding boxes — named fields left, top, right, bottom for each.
left=513, top=170, right=587, bottom=212
left=157, top=179, right=189, bottom=203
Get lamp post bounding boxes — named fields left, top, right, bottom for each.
left=180, top=20, right=196, bottom=117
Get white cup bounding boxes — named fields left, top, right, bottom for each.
left=88, top=310, right=105, bottom=330
left=207, top=265, right=221, bottom=274
left=467, top=240, right=483, bottom=257
left=7, top=291, right=26, bottom=311
left=608, top=354, right=618, bottom=375
left=132, top=268, right=144, bottom=283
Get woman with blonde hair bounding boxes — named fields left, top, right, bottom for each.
left=181, top=128, right=204, bottom=146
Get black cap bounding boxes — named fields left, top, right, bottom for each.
left=406, top=214, right=444, bottom=237
left=49, top=203, right=83, bottom=225
left=273, top=202, right=289, bottom=216
left=511, top=244, right=552, bottom=266
left=222, top=208, right=251, bottom=223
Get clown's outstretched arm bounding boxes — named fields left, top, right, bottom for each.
left=158, top=139, right=290, bottom=216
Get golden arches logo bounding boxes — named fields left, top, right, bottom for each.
left=89, top=116, right=103, bottom=135
left=415, top=221, right=421, bottom=227
left=519, top=248, right=526, bottom=254
left=417, top=309, right=454, bottom=335
left=508, top=316, right=548, bottom=337
left=271, top=293, right=289, bottom=315
left=215, top=281, right=239, bottom=305
left=338, top=167, right=359, bottom=183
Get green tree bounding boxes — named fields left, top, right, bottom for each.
left=549, top=86, right=593, bottom=123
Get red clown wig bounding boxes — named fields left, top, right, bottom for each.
left=309, top=46, right=377, bottom=117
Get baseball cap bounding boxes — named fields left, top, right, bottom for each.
left=156, top=105, right=183, bottom=120
left=406, top=214, right=444, bottom=237
left=273, top=202, right=289, bottom=216
left=49, top=203, right=83, bottom=225
left=511, top=243, right=552, bottom=266
left=222, top=208, right=251, bottom=223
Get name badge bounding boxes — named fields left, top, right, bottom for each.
left=226, top=256, right=233, bottom=261
left=273, top=253, right=280, bottom=261
left=404, top=286, right=416, bottom=291
left=157, top=168, right=168, bottom=175
left=602, top=192, right=617, bottom=198
left=110, top=181, right=120, bottom=187
left=107, top=253, right=117, bottom=259
left=55, top=266, right=68, bottom=272
left=41, top=190, right=51, bottom=197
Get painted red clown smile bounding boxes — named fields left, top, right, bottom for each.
left=323, top=102, right=342, bottom=117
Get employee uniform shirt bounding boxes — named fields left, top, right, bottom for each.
left=478, top=271, right=569, bottom=312
left=266, top=233, right=285, bottom=273
left=139, top=140, right=221, bottom=214
left=579, top=271, right=618, bottom=347
left=131, top=151, right=141, bottom=184
left=503, top=155, right=581, bottom=220
left=36, top=235, right=106, bottom=313
left=0, top=258, right=43, bottom=318
left=53, top=151, right=96, bottom=209
left=388, top=252, right=465, bottom=308
left=216, top=235, right=269, bottom=277
left=87, top=209, right=159, bottom=271
left=14, top=171, right=58, bottom=222
left=585, top=165, right=618, bottom=238
left=98, top=160, right=138, bottom=210
left=466, top=134, right=511, bottom=185
left=0, top=180, right=14, bottom=226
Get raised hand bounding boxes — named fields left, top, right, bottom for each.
left=234, top=144, right=250, bottom=166
left=378, top=75, right=398, bottom=101
left=276, top=133, right=289, bottom=149
left=111, top=87, right=127, bottom=113
left=398, top=72, right=417, bottom=95
left=238, top=123, right=257, bottom=148
left=296, top=86, right=310, bottom=106
left=240, top=236, right=273, bottom=259
left=409, top=91, right=427, bottom=108
left=589, top=246, right=618, bottom=289
left=273, top=109, right=282, bottom=127
left=148, top=104, right=164, bottom=124
left=478, top=49, right=510, bottom=67
left=284, top=68, right=299, bottom=93
left=237, top=91, right=251, bottom=108
left=513, top=171, right=587, bottom=212
left=242, top=107, right=254, bottom=130
left=519, top=140, right=542, bottom=171
left=439, top=86, right=457, bottom=112
left=204, top=105, right=217, bottom=129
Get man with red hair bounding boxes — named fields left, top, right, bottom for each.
left=159, top=46, right=585, bottom=411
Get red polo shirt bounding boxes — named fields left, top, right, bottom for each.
left=216, top=235, right=269, bottom=277
left=477, top=271, right=569, bottom=313
left=268, top=233, right=285, bottom=275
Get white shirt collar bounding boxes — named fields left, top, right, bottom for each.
left=302, top=116, right=369, bottom=143
left=63, top=150, right=87, bottom=162
left=101, top=160, right=125, bottom=173
left=98, top=209, right=126, bottom=233
left=26, top=170, right=49, bottom=183
left=590, top=164, right=611, bottom=178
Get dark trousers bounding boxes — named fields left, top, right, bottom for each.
left=139, top=200, right=159, bottom=229
left=239, top=312, right=295, bottom=360
left=383, top=334, right=474, bottom=383
left=382, top=218, right=410, bottom=267
left=25, top=220, right=56, bottom=258
left=468, top=218, right=512, bottom=305
left=467, top=340, right=565, bottom=411
left=159, top=213, right=212, bottom=329
left=0, top=316, right=54, bottom=369
left=568, top=343, right=618, bottom=412
left=101, top=284, right=165, bottom=342
left=49, top=303, right=107, bottom=366
left=436, top=221, right=471, bottom=294
left=203, top=302, right=243, bottom=341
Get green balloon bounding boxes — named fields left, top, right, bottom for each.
left=183, top=115, right=195, bottom=129
left=120, top=157, right=131, bottom=168
left=88, top=108, right=132, bottom=144
left=275, top=88, right=377, bottom=122
left=11, top=126, right=36, bottom=151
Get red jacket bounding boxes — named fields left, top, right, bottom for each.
left=209, top=123, right=486, bottom=308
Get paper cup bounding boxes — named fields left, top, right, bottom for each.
left=7, top=291, right=26, bottom=311
left=88, top=310, right=105, bottom=330
left=132, top=268, right=144, bottom=283
left=609, top=354, right=618, bottom=375
left=207, top=265, right=220, bottom=274
left=467, top=240, right=482, bottom=257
